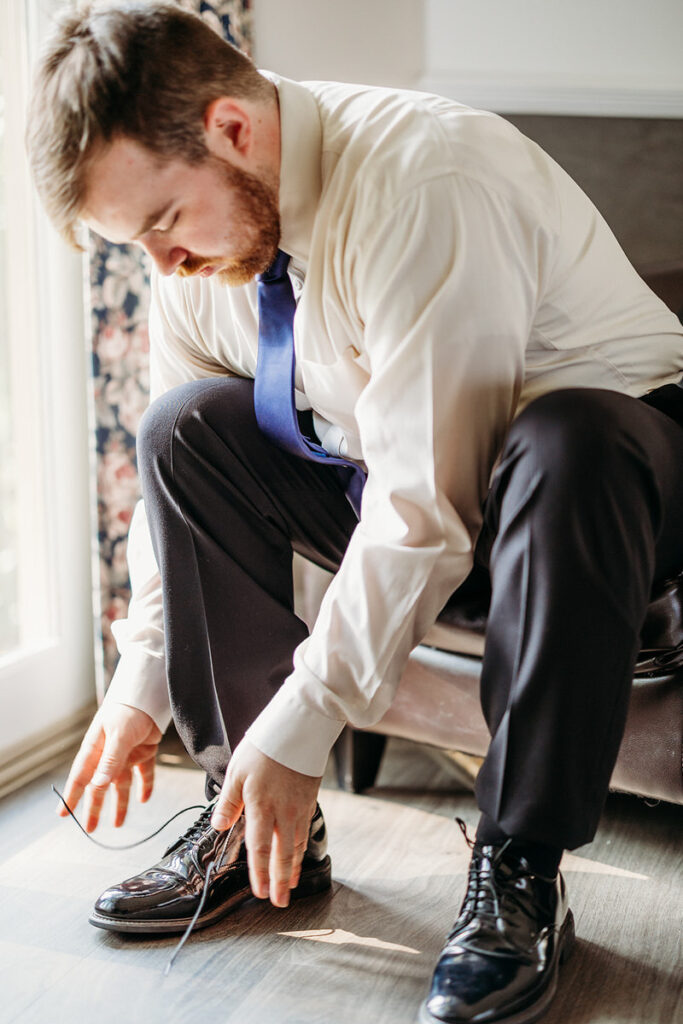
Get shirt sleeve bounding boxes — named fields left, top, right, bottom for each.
left=104, top=499, right=172, bottom=731
left=246, top=173, right=546, bottom=774
left=103, top=270, right=231, bottom=727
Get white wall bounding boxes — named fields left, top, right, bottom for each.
left=423, top=0, right=683, bottom=116
left=252, top=0, right=683, bottom=117
left=426, top=0, right=681, bottom=87
left=252, top=0, right=423, bottom=88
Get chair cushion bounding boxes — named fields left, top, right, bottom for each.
left=429, top=566, right=683, bottom=675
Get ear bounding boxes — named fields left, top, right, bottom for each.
left=203, top=97, right=252, bottom=162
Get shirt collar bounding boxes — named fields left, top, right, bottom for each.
left=263, top=73, right=322, bottom=266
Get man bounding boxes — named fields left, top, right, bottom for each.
left=27, top=3, right=683, bottom=1022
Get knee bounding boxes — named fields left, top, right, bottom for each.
left=137, top=383, right=194, bottom=474
left=137, top=377, right=256, bottom=473
left=504, top=388, right=634, bottom=486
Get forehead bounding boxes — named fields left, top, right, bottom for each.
left=82, top=137, right=194, bottom=243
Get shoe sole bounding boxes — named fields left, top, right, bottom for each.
left=88, top=855, right=332, bottom=935
left=418, top=909, right=576, bottom=1024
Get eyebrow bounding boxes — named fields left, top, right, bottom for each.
left=131, top=203, right=172, bottom=241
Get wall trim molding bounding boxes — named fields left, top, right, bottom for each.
left=0, top=703, right=96, bottom=801
left=418, top=74, right=683, bottom=118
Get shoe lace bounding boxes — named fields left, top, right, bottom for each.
left=162, top=801, right=217, bottom=854
left=164, top=822, right=236, bottom=976
left=52, top=785, right=205, bottom=850
left=53, top=784, right=236, bottom=975
left=452, top=818, right=549, bottom=933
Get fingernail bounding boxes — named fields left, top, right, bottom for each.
left=211, top=813, right=228, bottom=830
left=274, top=889, right=290, bottom=908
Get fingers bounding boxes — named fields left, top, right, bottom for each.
left=211, top=740, right=322, bottom=908
left=288, top=830, right=308, bottom=892
left=112, top=769, right=132, bottom=828
left=244, top=806, right=276, bottom=902
left=58, top=724, right=106, bottom=817
left=85, top=725, right=153, bottom=831
left=133, top=750, right=156, bottom=803
left=269, top=822, right=309, bottom=907
left=80, top=738, right=120, bottom=831
left=83, top=779, right=109, bottom=832
left=211, top=777, right=244, bottom=833
left=113, top=748, right=155, bottom=825
left=57, top=706, right=162, bottom=834
left=245, top=807, right=311, bottom=907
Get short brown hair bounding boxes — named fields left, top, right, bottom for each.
left=27, top=0, right=271, bottom=247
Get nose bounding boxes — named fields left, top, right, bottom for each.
left=139, top=235, right=188, bottom=275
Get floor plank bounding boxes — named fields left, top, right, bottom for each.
left=0, top=738, right=680, bottom=1024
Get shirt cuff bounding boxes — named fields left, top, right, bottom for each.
left=103, top=647, right=173, bottom=734
left=245, top=685, right=346, bottom=776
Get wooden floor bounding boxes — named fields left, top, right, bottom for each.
left=0, top=737, right=680, bottom=1024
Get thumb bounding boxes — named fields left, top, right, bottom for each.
left=211, top=773, right=244, bottom=832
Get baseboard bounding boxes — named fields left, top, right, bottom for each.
left=0, top=703, right=96, bottom=801
left=418, top=74, right=683, bottom=119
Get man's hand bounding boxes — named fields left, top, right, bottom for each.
left=211, top=739, right=322, bottom=908
left=58, top=702, right=162, bottom=831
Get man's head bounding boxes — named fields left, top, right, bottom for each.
left=27, top=0, right=281, bottom=284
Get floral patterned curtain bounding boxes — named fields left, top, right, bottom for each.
left=89, top=1, right=253, bottom=696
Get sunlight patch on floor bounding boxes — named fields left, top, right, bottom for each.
left=279, top=928, right=421, bottom=955
left=561, top=851, right=649, bottom=880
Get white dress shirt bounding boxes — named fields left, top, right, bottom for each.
left=106, top=74, right=683, bottom=776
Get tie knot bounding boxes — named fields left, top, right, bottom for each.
left=258, top=249, right=291, bottom=285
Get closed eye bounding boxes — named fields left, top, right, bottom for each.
left=155, top=212, right=179, bottom=234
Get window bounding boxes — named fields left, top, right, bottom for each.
left=0, top=0, right=94, bottom=791
left=0, top=77, right=18, bottom=656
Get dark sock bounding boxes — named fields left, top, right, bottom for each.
left=475, top=813, right=563, bottom=878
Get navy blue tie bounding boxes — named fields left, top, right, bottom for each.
left=254, top=250, right=366, bottom=516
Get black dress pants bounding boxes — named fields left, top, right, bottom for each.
left=136, top=378, right=683, bottom=850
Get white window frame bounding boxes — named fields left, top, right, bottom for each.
left=0, top=0, right=95, bottom=794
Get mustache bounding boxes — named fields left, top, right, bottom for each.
left=175, top=251, right=276, bottom=287
left=175, top=255, right=221, bottom=277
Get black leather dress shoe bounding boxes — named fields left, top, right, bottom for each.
left=421, top=839, right=575, bottom=1024
left=89, top=802, right=331, bottom=933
